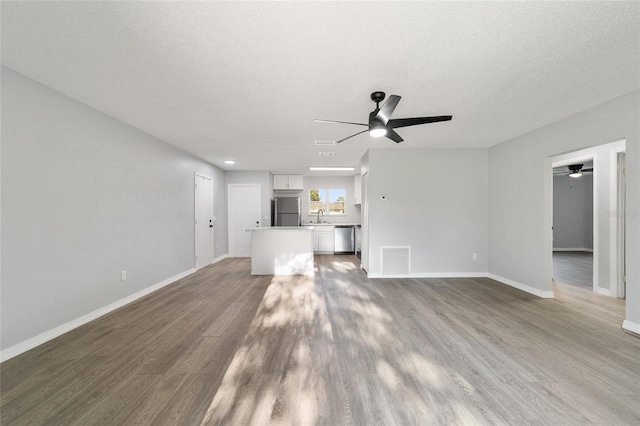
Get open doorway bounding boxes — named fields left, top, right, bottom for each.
left=552, top=159, right=594, bottom=289
left=549, top=139, right=626, bottom=298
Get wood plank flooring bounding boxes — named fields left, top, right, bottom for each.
left=553, top=250, right=593, bottom=288
left=2, top=255, right=639, bottom=425
left=0, top=258, right=271, bottom=425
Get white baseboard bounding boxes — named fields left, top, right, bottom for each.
left=622, top=320, right=640, bottom=335
left=410, top=272, right=489, bottom=278
left=595, top=287, right=612, bottom=297
left=368, top=272, right=555, bottom=300
left=368, top=272, right=488, bottom=279
left=212, top=254, right=229, bottom=264
left=553, top=248, right=594, bottom=252
left=488, top=273, right=555, bottom=299
left=368, top=273, right=409, bottom=278
left=0, top=267, right=196, bottom=363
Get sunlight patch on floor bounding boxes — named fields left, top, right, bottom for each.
left=201, top=258, right=472, bottom=424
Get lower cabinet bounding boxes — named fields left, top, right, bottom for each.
left=313, top=227, right=334, bottom=253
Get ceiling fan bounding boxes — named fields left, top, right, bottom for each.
left=314, top=91, right=452, bottom=144
left=554, top=164, right=593, bottom=178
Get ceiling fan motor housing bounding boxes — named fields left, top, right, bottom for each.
left=370, top=91, right=386, bottom=103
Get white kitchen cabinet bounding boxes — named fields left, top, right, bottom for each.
left=273, top=174, right=304, bottom=190
left=354, top=174, right=362, bottom=205
left=313, top=226, right=334, bottom=253
left=288, top=174, right=304, bottom=190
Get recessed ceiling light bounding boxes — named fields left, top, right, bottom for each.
left=309, top=166, right=355, bottom=171
left=224, top=160, right=235, bottom=165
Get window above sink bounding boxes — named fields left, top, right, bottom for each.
left=309, top=188, right=346, bottom=216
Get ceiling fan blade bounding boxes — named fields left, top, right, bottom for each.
left=335, top=129, right=369, bottom=144
left=374, top=95, right=401, bottom=125
left=582, top=168, right=593, bottom=172
left=314, top=119, right=368, bottom=127
left=388, top=115, right=453, bottom=129
left=385, top=129, right=404, bottom=143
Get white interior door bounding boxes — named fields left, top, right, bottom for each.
left=195, top=174, right=214, bottom=270
left=229, top=184, right=261, bottom=257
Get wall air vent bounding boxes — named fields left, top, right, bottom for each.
left=318, top=152, right=335, bottom=157
left=381, top=246, right=411, bottom=276
left=315, top=141, right=336, bottom=146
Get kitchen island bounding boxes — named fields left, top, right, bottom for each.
left=246, top=227, right=314, bottom=275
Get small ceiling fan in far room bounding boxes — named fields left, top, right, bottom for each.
left=314, top=91, right=453, bottom=144
left=553, top=164, right=593, bottom=178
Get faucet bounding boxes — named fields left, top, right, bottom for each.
left=316, top=209, right=324, bottom=224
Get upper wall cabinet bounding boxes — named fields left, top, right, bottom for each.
left=274, top=174, right=304, bottom=191
left=354, top=174, right=362, bottom=205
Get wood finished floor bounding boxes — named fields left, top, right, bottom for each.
left=553, top=251, right=593, bottom=288
left=2, top=255, right=639, bottom=425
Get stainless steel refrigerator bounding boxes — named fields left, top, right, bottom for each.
left=274, top=197, right=301, bottom=226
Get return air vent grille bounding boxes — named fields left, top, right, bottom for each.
left=318, top=152, right=335, bottom=157
left=315, top=140, right=336, bottom=146
left=381, top=246, right=411, bottom=276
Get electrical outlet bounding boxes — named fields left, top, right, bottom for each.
left=216, top=243, right=219, bottom=249
left=472, top=253, right=478, bottom=261
left=121, top=270, right=127, bottom=281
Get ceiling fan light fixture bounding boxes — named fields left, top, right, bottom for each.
left=369, top=126, right=387, bottom=138
left=569, top=172, right=583, bottom=178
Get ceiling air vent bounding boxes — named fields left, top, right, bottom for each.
left=315, top=140, right=336, bottom=146
left=381, top=246, right=411, bottom=276
left=318, top=152, right=335, bottom=157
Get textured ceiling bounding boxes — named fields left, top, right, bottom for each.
left=2, top=1, right=639, bottom=175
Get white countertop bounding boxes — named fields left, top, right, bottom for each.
left=246, top=224, right=360, bottom=231
left=302, top=223, right=361, bottom=227
left=246, top=226, right=314, bottom=232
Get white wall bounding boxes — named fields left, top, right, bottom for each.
left=0, top=67, right=225, bottom=357
left=213, top=174, right=228, bottom=259
left=300, top=175, right=361, bottom=224
left=366, top=148, right=488, bottom=276
left=488, top=90, right=639, bottom=329
left=553, top=174, right=593, bottom=250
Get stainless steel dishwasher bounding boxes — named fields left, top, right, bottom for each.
left=334, top=225, right=355, bottom=254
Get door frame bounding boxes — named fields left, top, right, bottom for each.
left=548, top=139, right=626, bottom=297
left=194, top=172, right=214, bottom=270
left=611, top=148, right=626, bottom=298
left=551, top=153, right=598, bottom=291
left=227, top=183, right=262, bottom=257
